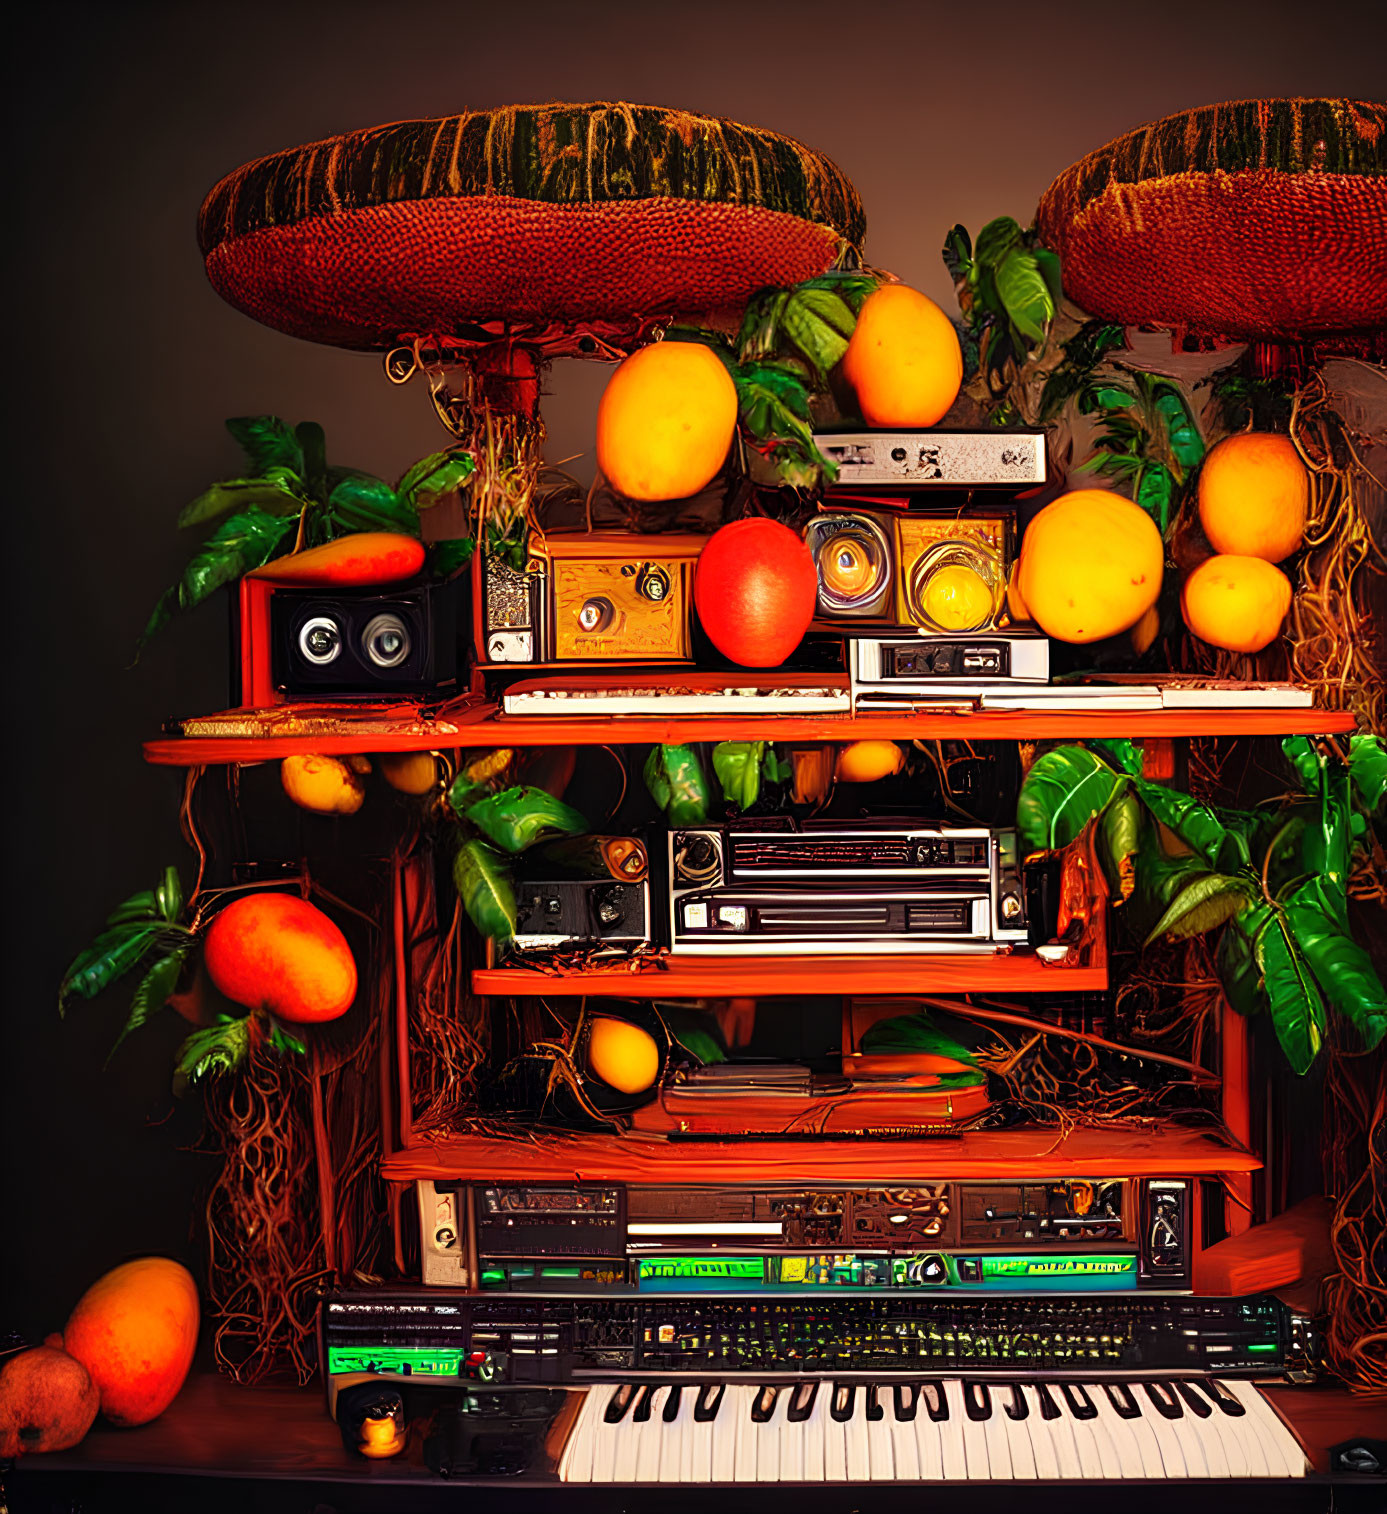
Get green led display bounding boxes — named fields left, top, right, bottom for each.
left=328, top=1346, right=463, bottom=1377
left=978, top=1255, right=1136, bottom=1280
left=637, top=1256, right=765, bottom=1284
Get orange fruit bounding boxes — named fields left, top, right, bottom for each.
left=63, top=1258, right=199, bottom=1428
left=840, top=284, right=963, bottom=428
left=0, top=1345, right=99, bottom=1456
left=203, top=892, right=357, bottom=1024
left=596, top=341, right=738, bottom=501
left=1197, top=432, right=1308, bottom=563
left=586, top=1017, right=660, bottom=1094
left=377, top=751, right=438, bottom=794
left=281, top=754, right=366, bottom=814
left=252, top=532, right=424, bottom=586
left=836, top=741, right=905, bottom=782
left=693, top=518, right=818, bottom=667
left=1016, top=489, right=1164, bottom=643
left=1181, top=554, right=1292, bottom=653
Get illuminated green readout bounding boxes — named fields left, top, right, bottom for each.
left=978, top=1255, right=1137, bottom=1280
left=638, top=1256, right=765, bottom=1287
left=328, top=1347, right=463, bottom=1377
left=1247, top=1343, right=1279, bottom=1353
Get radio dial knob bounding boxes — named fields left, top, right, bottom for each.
left=578, top=597, right=615, bottom=633
left=1001, top=892, right=1023, bottom=921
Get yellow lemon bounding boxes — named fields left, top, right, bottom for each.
left=1181, top=554, right=1292, bottom=653
left=836, top=740, right=906, bottom=783
left=596, top=341, right=738, bottom=501
left=921, top=563, right=997, bottom=630
left=586, top=1017, right=660, bottom=1094
left=1198, top=432, right=1308, bottom=563
left=281, top=754, right=365, bottom=815
left=1017, top=489, right=1164, bottom=643
left=840, top=284, right=963, bottom=427
left=378, top=751, right=439, bottom=795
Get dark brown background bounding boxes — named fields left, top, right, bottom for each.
left=3, top=0, right=1383, bottom=1339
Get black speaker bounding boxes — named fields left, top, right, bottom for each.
left=270, top=577, right=460, bottom=698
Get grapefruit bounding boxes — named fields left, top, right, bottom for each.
left=840, top=284, right=963, bottom=428
left=203, top=892, right=357, bottom=1024
left=586, top=1017, right=660, bottom=1094
left=1197, top=432, right=1308, bottom=562
left=1181, top=554, right=1292, bottom=652
left=1016, top=489, right=1164, bottom=643
left=693, top=518, right=817, bottom=666
left=0, top=1345, right=100, bottom=1456
left=62, top=1258, right=199, bottom=1428
left=596, top=341, right=738, bottom=501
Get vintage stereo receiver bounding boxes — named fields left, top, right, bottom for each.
left=814, top=429, right=1047, bottom=490
left=850, top=631, right=1050, bottom=702
left=482, top=532, right=704, bottom=664
left=510, top=837, right=652, bottom=956
left=237, top=571, right=461, bottom=706
left=804, top=510, right=1015, bottom=632
left=667, top=822, right=1028, bottom=954
left=416, top=1178, right=1193, bottom=1293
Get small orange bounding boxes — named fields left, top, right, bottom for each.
left=281, top=754, right=366, bottom=814
left=1197, top=432, right=1308, bottom=563
left=596, top=341, right=738, bottom=501
left=840, top=284, right=963, bottom=428
left=1181, top=554, right=1292, bottom=653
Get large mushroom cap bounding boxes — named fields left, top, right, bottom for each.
left=199, top=101, right=865, bottom=352
left=1036, top=98, right=1387, bottom=341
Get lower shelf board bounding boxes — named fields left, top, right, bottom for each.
left=380, top=1123, right=1261, bottom=1185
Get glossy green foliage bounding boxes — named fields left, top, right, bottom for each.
left=59, top=868, right=191, bottom=1018
left=711, top=742, right=789, bottom=811
left=1076, top=371, right=1204, bottom=535
left=464, top=786, right=588, bottom=855
left=1038, top=321, right=1127, bottom=422
left=943, top=218, right=1059, bottom=397
left=173, top=1016, right=252, bottom=1087
left=453, top=838, right=517, bottom=944
left=1015, top=745, right=1126, bottom=852
left=644, top=745, right=711, bottom=827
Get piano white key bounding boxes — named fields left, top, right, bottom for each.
left=785, top=1381, right=821, bottom=1482
left=889, top=1385, right=921, bottom=1482
left=1103, top=1382, right=1167, bottom=1479
left=711, top=1384, right=746, bottom=1483
left=866, top=1385, right=897, bottom=1481
left=632, top=1384, right=671, bottom=1483
left=998, top=1384, right=1036, bottom=1479
left=971, top=1382, right=1014, bottom=1480
left=914, top=1382, right=949, bottom=1480
left=840, top=1383, right=871, bottom=1483
left=1176, top=1381, right=1232, bottom=1478
left=1137, top=1383, right=1188, bottom=1478
left=948, top=1379, right=991, bottom=1479
left=658, top=1384, right=692, bottom=1484
left=1150, top=1382, right=1213, bottom=1478
left=935, top=1380, right=968, bottom=1480
left=733, top=1384, right=761, bottom=1483
left=687, top=1383, right=718, bottom=1484
left=1219, top=1379, right=1308, bottom=1479
left=1189, top=1380, right=1259, bottom=1478
left=1057, top=1383, right=1106, bottom=1480
left=558, top=1382, right=611, bottom=1483
left=1017, top=1385, right=1062, bottom=1480
left=1032, top=1383, right=1083, bottom=1480
left=592, top=1381, right=634, bottom=1483
left=752, top=1384, right=783, bottom=1483
left=823, top=1381, right=848, bottom=1482
left=1087, top=1383, right=1147, bottom=1479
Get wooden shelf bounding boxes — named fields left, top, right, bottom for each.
left=143, top=698, right=1358, bottom=764
left=381, top=1122, right=1261, bottom=1185
left=473, top=947, right=1107, bottom=998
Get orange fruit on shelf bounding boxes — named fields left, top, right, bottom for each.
left=251, top=532, right=425, bottom=586
left=595, top=341, right=739, bottom=501
left=62, top=1258, right=199, bottom=1428
left=377, top=751, right=439, bottom=795
left=586, top=1017, right=660, bottom=1094
left=840, top=284, right=963, bottom=428
left=693, top=518, right=818, bottom=667
left=1016, top=489, right=1164, bottom=643
left=836, top=740, right=906, bottom=782
left=203, top=892, right=357, bottom=1024
left=1197, top=432, right=1309, bottom=562
left=281, top=754, right=367, bottom=814
left=1181, top=553, right=1292, bottom=652
left=0, top=1345, right=100, bottom=1456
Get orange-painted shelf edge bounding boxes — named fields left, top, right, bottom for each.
left=472, top=950, right=1108, bottom=998
left=142, top=703, right=1359, bottom=764
left=380, top=1123, right=1262, bottom=1186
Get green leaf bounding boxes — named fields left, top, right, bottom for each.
left=428, top=538, right=476, bottom=578
left=860, top=1013, right=979, bottom=1067
left=778, top=287, right=857, bottom=380
left=1135, top=461, right=1175, bottom=533
left=1032, top=245, right=1064, bottom=310
left=60, top=923, right=162, bottom=1012
left=326, top=475, right=419, bottom=535
left=1081, top=383, right=1138, bottom=414
left=398, top=449, right=476, bottom=511
left=177, top=477, right=305, bottom=529
left=1283, top=877, right=1387, bottom=1050
left=1143, top=873, right=1250, bottom=946
left=1132, top=780, right=1231, bottom=868
left=140, top=507, right=298, bottom=646
left=453, top=838, right=516, bottom=942
left=1015, top=746, right=1125, bottom=852
left=994, top=249, right=1054, bottom=346
left=1087, top=739, right=1144, bottom=777
left=1280, top=734, right=1324, bottom=793
left=713, top=742, right=767, bottom=811
left=108, top=948, right=190, bottom=1064
left=1152, top=385, right=1204, bottom=471
left=226, top=416, right=303, bottom=477
left=1099, top=791, right=1142, bottom=903
left=174, top=1016, right=252, bottom=1086
left=1256, top=908, right=1326, bottom=1075
left=295, top=421, right=328, bottom=502
left=155, top=866, right=184, bottom=924
left=941, top=225, right=973, bottom=284
left=104, top=890, right=159, bottom=926
left=1217, top=911, right=1267, bottom=1017
left=973, top=217, right=1024, bottom=268
left=644, top=745, right=710, bottom=827
left=267, top=1021, right=308, bottom=1057
left=1347, top=733, right=1387, bottom=815
left=1038, top=321, right=1126, bottom=421
left=463, top=785, right=588, bottom=854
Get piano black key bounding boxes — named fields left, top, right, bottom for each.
left=1176, top=1381, right=1213, bottom=1418
left=893, top=1383, right=919, bottom=1422
left=787, top=1380, right=818, bottom=1423
left=751, top=1384, right=781, bottom=1424
left=662, top=1384, right=683, bottom=1423
left=1060, top=1382, right=1098, bottom=1420
left=1143, top=1381, right=1183, bottom=1419
left=1034, top=1382, right=1063, bottom=1420
left=921, top=1380, right=949, bottom=1422
left=632, top=1383, right=658, bottom=1423
left=831, top=1382, right=856, bottom=1423
left=605, top=1382, right=637, bottom=1423
left=866, top=1385, right=887, bottom=1422
left=1003, top=1383, right=1029, bottom=1420
left=963, top=1381, right=992, bottom=1421
left=1201, top=1378, right=1247, bottom=1416
left=1104, top=1383, right=1142, bottom=1419
left=694, top=1383, right=725, bottom=1422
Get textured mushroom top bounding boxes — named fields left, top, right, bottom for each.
left=1036, top=98, right=1387, bottom=340
left=199, top=101, right=866, bottom=351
